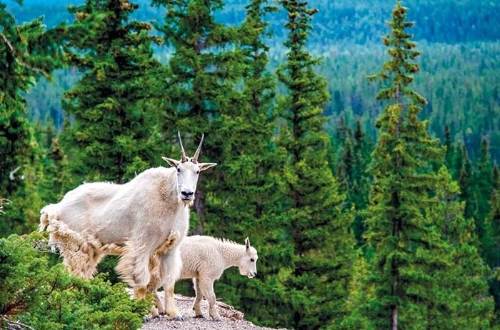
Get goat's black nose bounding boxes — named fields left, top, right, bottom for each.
left=181, top=190, right=194, bottom=197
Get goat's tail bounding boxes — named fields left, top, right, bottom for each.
left=39, top=204, right=57, bottom=231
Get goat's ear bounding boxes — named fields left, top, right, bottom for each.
left=245, top=237, right=250, bottom=250
left=162, top=157, right=180, bottom=168
left=199, top=162, right=217, bottom=171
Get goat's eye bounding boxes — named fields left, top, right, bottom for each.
left=250, top=258, right=255, bottom=262
left=177, top=168, right=181, bottom=173
left=196, top=170, right=200, bottom=174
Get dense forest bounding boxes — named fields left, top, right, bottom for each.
left=6, top=0, right=500, bottom=160
left=1, top=0, right=498, bottom=329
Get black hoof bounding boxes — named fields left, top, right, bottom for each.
left=171, top=315, right=184, bottom=321
left=143, top=315, right=160, bottom=322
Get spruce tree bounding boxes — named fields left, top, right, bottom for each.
left=444, top=125, right=455, bottom=173
left=486, top=165, right=500, bottom=319
left=471, top=138, right=494, bottom=247
left=278, top=1, right=355, bottom=328
left=458, top=143, right=475, bottom=218
left=0, top=1, right=61, bottom=234
left=363, top=1, right=451, bottom=328
left=153, top=0, right=240, bottom=233
left=430, top=167, right=494, bottom=329
left=181, top=1, right=290, bottom=325
left=62, top=0, right=162, bottom=184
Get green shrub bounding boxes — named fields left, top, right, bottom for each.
left=0, top=232, right=151, bottom=329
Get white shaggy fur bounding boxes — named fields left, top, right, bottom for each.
left=40, top=167, right=189, bottom=286
left=149, top=235, right=258, bottom=320
left=39, top=134, right=215, bottom=319
left=39, top=158, right=215, bottom=318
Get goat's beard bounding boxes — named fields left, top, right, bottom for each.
left=180, top=198, right=194, bottom=207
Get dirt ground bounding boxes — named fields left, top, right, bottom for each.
left=141, top=295, right=281, bottom=330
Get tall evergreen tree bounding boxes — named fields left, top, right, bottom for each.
left=277, top=1, right=355, bottom=328
left=153, top=0, right=240, bottom=233
left=458, top=143, right=475, bottom=218
left=430, top=167, right=494, bottom=329
left=363, top=1, right=452, bottom=328
left=471, top=137, right=494, bottom=246
left=186, top=1, right=291, bottom=325
left=0, top=1, right=61, bottom=234
left=444, top=125, right=455, bottom=172
left=486, top=165, right=500, bottom=319
left=335, top=121, right=372, bottom=244
left=62, top=0, right=162, bottom=184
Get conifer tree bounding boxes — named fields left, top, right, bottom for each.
left=187, top=1, right=290, bottom=324
left=488, top=166, right=500, bottom=267
left=444, top=125, right=455, bottom=173
left=39, top=136, right=70, bottom=204
left=336, top=129, right=354, bottom=193
left=486, top=165, right=500, bottom=318
left=153, top=0, right=240, bottom=233
left=278, top=1, right=355, bottom=328
left=430, top=167, right=494, bottom=329
left=363, top=1, right=451, bottom=328
left=0, top=1, right=61, bottom=234
left=337, top=254, right=373, bottom=329
left=62, top=0, right=162, bottom=184
left=471, top=138, right=494, bottom=245
left=352, top=121, right=371, bottom=242
left=458, top=143, right=475, bottom=218
left=336, top=121, right=371, bottom=244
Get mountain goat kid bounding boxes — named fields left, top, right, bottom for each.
left=39, top=133, right=216, bottom=319
left=149, top=235, right=258, bottom=320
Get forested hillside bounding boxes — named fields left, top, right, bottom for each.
left=6, top=0, right=500, bottom=160
left=1, top=0, right=499, bottom=329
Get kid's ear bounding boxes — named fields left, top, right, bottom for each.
left=245, top=237, right=250, bottom=250
left=162, top=157, right=180, bottom=168
left=199, top=162, right=217, bottom=171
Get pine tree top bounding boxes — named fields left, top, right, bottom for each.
left=369, top=0, right=425, bottom=107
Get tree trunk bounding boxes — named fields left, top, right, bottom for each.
left=391, top=305, right=398, bottom=330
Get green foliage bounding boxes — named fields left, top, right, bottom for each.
left=487, top=166, right=500, bottom=321
left=152, top=0, right=242, bottom=234
left=198, top=0, right=292, bottom=326
left=276, top=1, right=355, bottom=328
left=470, top=138, right=495, bottom=249
left=0, top=232, right=151, bottom=329
left=334, top=119, right=372, bottom=244
left=429, top=167, right=494, bottom=329
left=360, top=2, right=488, bottom=328
left=61, top=0, right=163, bottom=183
left=1, top=0, right=499, bottom=328
left=0, top=1, right=62, bottom=234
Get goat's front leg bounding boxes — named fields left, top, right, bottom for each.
left=147, top=230, right=179, bottom=316
left=149, top=290, right=163, bottom=318
left=160, top=248, right=182, bottom=320
left=116, top=229, right=161, bottom=290
left=199, top=277, right=220, bottom=321
left=192, top=278, right=203, bottom=318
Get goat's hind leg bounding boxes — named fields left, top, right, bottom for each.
left=45, top=216, right=100, bottom=279
left=199, top=277, right=221, bottom=321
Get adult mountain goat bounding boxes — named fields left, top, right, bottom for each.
left=148, top=235, right=258, bottom=320
left=39, top=133, right=216, bottom=318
